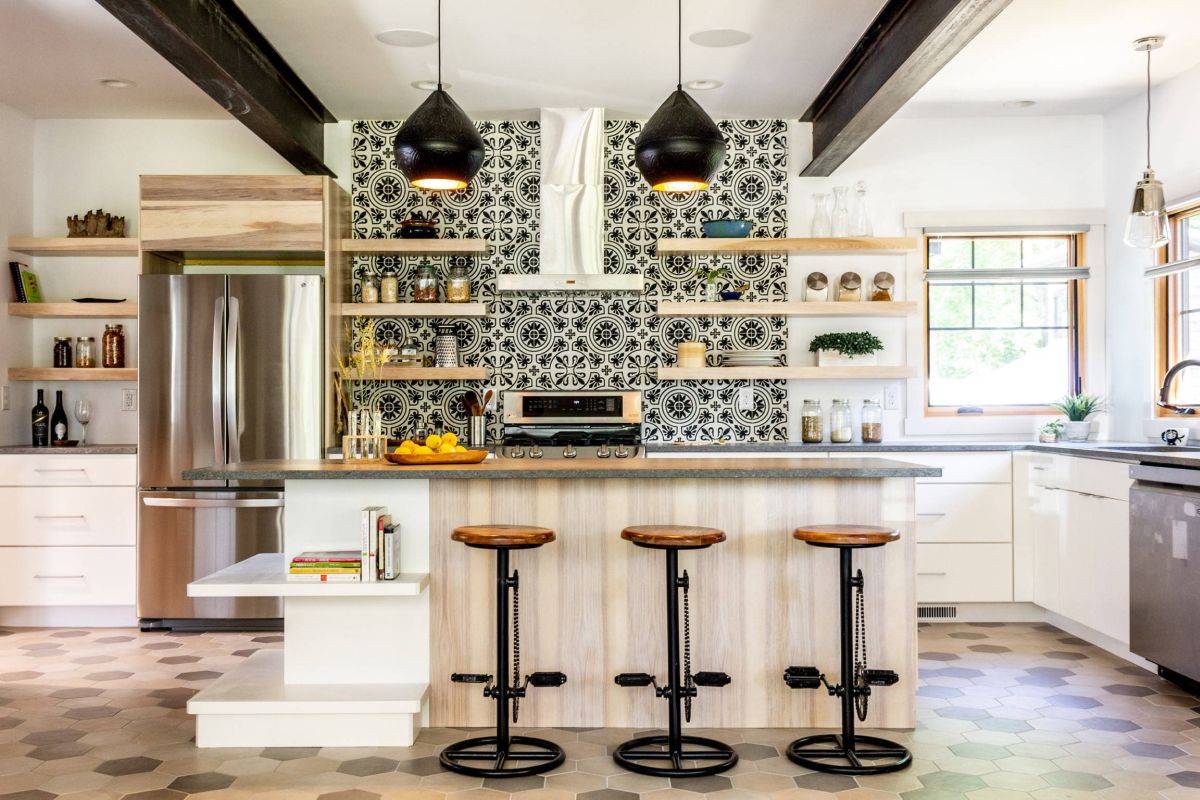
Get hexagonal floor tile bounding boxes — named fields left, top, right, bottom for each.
left=1123, top=741, right=1186, bottom=759
left=64, top=705, right=118, bottom=720
left=49, top=687, right=103, bottom=699
left=260, top=747, right=321, bottom=761
left=85, top=670, right=133, bottom=681
left=1041, top=770, right=1112, bottom=791
left=336, top=756, right=398, bottom=777
left=395, top=756, right=446, bottom=776
left=21, top=730, right=84, bottom=747
left=731, top=742, right=778, bottom=760
left=316, top=791, right=381, bottom=800
left=28, top=742, right=91, bottom=760
left=157, top=656, right=201, bottom=666
left=1168, top=771, right=1200, bottom=788
left=1103, top=684, right=1155, bottom=697
left=174, top=671, right=221, bottom=681
left=96, top=756, right=163, bottom=776
left=795, top=772, right=859, bottom=792
left=166, top=772, right=236, bottom=793
left=1081, top=717, right=1141, bottom=732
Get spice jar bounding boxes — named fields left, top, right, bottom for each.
left=75, top=336, right=96, bottom=368
left=379, top=267, right=399, bottom=303
left=801, top=399, right=823, bottom=443
left=413, top=260, right=439, bottom=303
left=861, top=399, right=883, bottom=443
left=53, top=337, right=73, bottom=368
left=361, top=275, right=380, bottom=304
left=830, top=399, right=853, bottom=443
left=103, top=324, right=126, bottom=368
left=445, top=262, right=471, bottom=303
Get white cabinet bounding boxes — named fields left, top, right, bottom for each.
left=0, top=454, right=136, bottom=486
left=0, top=547, right=136, bottom=606
left=1058, top=490, right=1130, bottom=642
left=0, top=487, right=136, bottom=546
left=1030, top=482, right=1064, bottom=613
left=917, top=483, right=1012, bottom=543
left=917, top=543, right=1013, bottom=602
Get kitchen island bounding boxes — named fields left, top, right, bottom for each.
left=181, top=457, right=938, bottom=747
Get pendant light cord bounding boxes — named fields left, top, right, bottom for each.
left=437, top=0, right=443, bottom=89
left=1145, top=46, right=1152, bottom=170
left=677, top=0, right=682, bottom=90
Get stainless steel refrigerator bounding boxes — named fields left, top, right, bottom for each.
left=137, top=273, right=322, bottom=629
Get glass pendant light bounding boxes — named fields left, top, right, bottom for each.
left=635, top=0, right=726, bottom=192
left=393, top=0, right=484, bottom=191
left=1124, top=36, right=1169, bottom=249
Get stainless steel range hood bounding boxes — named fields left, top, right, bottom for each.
left=497, top=108, right=643, bottom=293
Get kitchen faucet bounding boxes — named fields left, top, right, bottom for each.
left=1158, top=358, right=1200, bottom=414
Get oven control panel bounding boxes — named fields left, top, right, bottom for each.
left=503, top=391, right=642, bottom=424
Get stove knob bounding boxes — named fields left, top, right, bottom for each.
left=614, top=443, right=631, bottom=459
left=562, top=443, right=578, bottom=459
left=528, top=444, right=544, bottom=459
left=508, top=446, right=525, bottom=459
left=596, top=443, right=612, bottom=458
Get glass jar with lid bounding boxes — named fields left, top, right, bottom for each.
left=75, top=336, right=96, bottom=368
left=830, top=399, right=853, bottom=443
left=379, top=267, right=399, bottom=303
left=360, top=274, right=380, bottom=304
left=801, top=399, right=823, bottom=443
left=53, top=337, right=73, bottom=368
left=413, top=260, right=439, bottom=302
left=102, top=324, right=126, bottom=368
left=861, top=399, right=883, bottom=443
left=445, top=262, right=471, bottom=303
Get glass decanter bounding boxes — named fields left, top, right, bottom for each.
left=810, top=193, right=832, bottom=237
left=831, top=186, right=851, bottom=237
left=851, top=180, right=873, bottom=236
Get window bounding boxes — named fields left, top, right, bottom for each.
left=925, top=235, right=1085, bottom=414
left=1156, top=205, right=1200, bottom=410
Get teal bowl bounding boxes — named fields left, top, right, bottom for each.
left=702, top=219, right=753, bottom=238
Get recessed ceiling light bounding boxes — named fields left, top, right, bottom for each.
left=98, top=78, right=135, bottom=89
left=375, top=28, right=437, bottom=47
left=411, top=80, right=451, bottom=91
left=684, top=79, right=723, bottom=91
left=688, top=29, right=751, bottom=48
left=1004, top=100, right=1036, bottom=108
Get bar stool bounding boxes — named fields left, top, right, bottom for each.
left=439, top=525, right=568, bottom=778
left=783, top=524, right=911, bottom=775
left=612, top=525, right=738, bottom=778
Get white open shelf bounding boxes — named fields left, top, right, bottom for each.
left=188, top=650, right=428, bottom=715
left=188, top=553, right=429, bottom=598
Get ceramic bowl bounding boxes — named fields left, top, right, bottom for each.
left=702, top=219, right=753, bottom=238
left=720, top=290, right=744, bottom=301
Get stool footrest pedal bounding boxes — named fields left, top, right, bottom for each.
left=451, top=673, right=491, bottom=684
left=784, top=665, right=823, bottom=689
left=862, top=669, right=899, bottom=687
left=692, top=671, right=731, bottom=687
left=614, top=672, right=656, bottom=687
left=528, top=671, right=567, bottom=687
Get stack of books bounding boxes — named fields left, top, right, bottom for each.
left=287, top=550, right=362, bottom=582
left=362, top=506, right=402, bottom=582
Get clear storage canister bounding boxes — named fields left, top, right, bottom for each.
left=830, top=399, right=853, bottom=443
left=801, top=399, right=823, bottom=443
left=861, top=399, right=883, bottom=443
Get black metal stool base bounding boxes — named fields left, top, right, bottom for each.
left=439, top=734, right=566, bottom=777
left=613, top=734, right=738, bottom=777
left=786, top=733, right=911, bottom=775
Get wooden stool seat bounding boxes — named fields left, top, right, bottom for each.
left=621, top=525, right=726, bottom=549
left=452, top=525, right=555, bottom=549
left=793, top=524, right=898, bottom=548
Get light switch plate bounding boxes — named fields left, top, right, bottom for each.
left=737, top=386, right=755, bottom=412
left=884, top=383, right=900, bottom=411
left=121, top=388, right=137, bottom=412
left=0, top=385, right=8, bottom=411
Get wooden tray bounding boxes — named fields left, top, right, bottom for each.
left=384, top=450, right=489, bottom=466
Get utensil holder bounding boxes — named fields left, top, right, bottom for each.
left=468, top=415, right=487, bottom=449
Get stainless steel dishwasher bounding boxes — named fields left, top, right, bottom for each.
left=1130, top=463, right=1200, bottom=689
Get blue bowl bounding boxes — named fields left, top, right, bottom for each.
left=719, top=290, right=743, bottom=301
left=702, top=219, right=753, bottom=238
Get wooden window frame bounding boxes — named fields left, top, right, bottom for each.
left=923, top=233, right=1088, bottom=417
left=1154, top=203, right=1200, bottom=416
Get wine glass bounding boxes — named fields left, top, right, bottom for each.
left=73, top=400, right=92, bottom=446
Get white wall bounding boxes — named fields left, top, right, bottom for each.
left=1103, top=61, right=1200, bottom=441
left=0, top=102, right=35, bottom=444
left=13, top=119, right=294, bottom=445
left=786, top=114, right=1106, bottom=441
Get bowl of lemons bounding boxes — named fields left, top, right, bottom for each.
left=384, top=432, right=488, bottom=465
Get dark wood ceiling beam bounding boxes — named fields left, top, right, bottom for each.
left=800, top=0, right=1012, bottom=177
left=96, top=0, right=335, bottom=176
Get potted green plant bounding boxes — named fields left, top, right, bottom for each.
left=695, top=264, right=729, bottom=303
left=809, top=331, right=884, bottom=367
left=1052, top=393, right=1103, bottom=442
left=1038, top=420, right=1064, bottom=443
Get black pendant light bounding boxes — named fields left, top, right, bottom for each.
left=635, top=0, right=726, bottom=192
left=393, top=0, right=484, bottom=190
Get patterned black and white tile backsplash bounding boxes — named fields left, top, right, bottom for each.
left=350, top=117, right=789, bottom=442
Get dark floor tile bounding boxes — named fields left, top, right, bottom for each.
left=167, top=772, right=236, bottom=794
left=1045, top=651, right=1088, bottom=661
left=1169, top=771, right=1200, bottom=788
left=85, top=670, right=133, bottom=681
left=96, top=756, right=163, bottom=776
left=949, top=742, right=1009, bottom=761
left=732, top=742, right=778, bottom=760
left=0, top=671, right=42, bottom=680
left=71, top=656, right=114, bottom=665
left=670, top=776, right=732, bottom=793
left=1124, top=741, right=1186, bottom=759
left=1027, top=666, right=1074, bottom=677
left=231, top=649, right=259, bottom=658
left=19, top=643, right=61, bottom=651
left=483, top=776, right=544, bottom=792
left=1081, top=717, right=1141, bottom=732
left=316, top=791, right=380, bottom=800
left=64, top=705, right=118, bottom=720
left=969, top=644, right=1011, bottom=653
left=142, top=642, right=181, bottom=651
left=260, top=747, right=320, bottom=760
left=28, top=742, right=91, bottom=761
left=21, top=730, right=84, bottom=746
left=936, top=667, right=985, bottom=679
left=252, top=635, right=283, bottom=644
left=0, top=791, right=57, bottom=800
left=50, top=631, right=88, bottom=638
left=337, top=757, right=398, bottom=777
left=0, top=716, right=24, bottom=730
left=49, top=687, right=103, bottom=699
left=578, top=791, right=637, bottom=800
left=122, top=791, right=186, bottom=800
left=918, top=652, right=959, bottom=662
left=918, top=771, right=987, bottom=792
left=175, top=671, right=222, bottom=681
left=1103, top=683, right=1155, bottom=697
left=1042, top=770, right=1113, bottom=791
left=795, top=772, right=858, bottom=792
left=947, top=632, right=987, bottom=640
left=395, top=756, right=445, bottom=776
left=158, top=656, right=201, bottom=665
left=94, top=636, right=135, bottom=644
left=1047, top=694, right=1101, bottom=709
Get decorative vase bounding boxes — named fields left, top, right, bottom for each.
left=1063, top=421, right=1091, bottom=442
left=817, top=350, right=878, bottom=367
left=704, top=282, right=720, bottom=303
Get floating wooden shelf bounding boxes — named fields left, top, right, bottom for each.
left=8, top=368, right=137, bottom=382
left=657, top=237, right=918, bottom=256
left=657, top=301, right=917, bottom=318
left=658, top=365, right=918, bottom=381
left=337, top=302, right=487, bottom=318
left=8, top=237, right=140, bottom=257
left=350, top=367, right=489, bottom=381
left=9, top=302, right=138, bottom=319
left=341, top=239, right=489, bottom=255
left=189, top=554, right=428, bottom=598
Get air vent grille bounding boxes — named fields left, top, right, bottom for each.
left=917, top=605, right=957, bottom=620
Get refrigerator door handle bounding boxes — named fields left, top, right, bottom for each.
left=226, top=295, right=241, bottom=464
left=212, top=296, right=225, bottom=464
left=142, top=496, right=284, bottom=509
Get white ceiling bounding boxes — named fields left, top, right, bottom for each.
left=0, top=0, right=225, bottom=119
left=233, top=0, right=889, bottom=120
left=905, top=0, right=1200, bottom=117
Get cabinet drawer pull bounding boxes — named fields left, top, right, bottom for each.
left=917, top=513, right=946, bottom=518
left=918, top=571, right=948, bottom=576
left=33, top=574, right=85, bottom=580
left=34, top=515, right=86, bottom=520
left=34, top=468, right=87, bottom=473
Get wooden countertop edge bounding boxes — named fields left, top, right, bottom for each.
left=182, top=456, right=942, bottom=481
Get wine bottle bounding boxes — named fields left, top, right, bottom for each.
left=50, top=390, right=68, bottom=445
left=31, top=389, right=49, bottom=447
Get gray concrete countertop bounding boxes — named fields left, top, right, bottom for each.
left=0, top=444, right=137, bottom=455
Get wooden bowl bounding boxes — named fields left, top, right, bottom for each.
left=384, top=450, right=489, bottom=466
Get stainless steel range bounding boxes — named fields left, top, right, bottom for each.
left=499, top=391, right=642, bottom=459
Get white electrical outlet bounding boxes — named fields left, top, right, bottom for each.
left=0, top=385, right=8, bottom=411
left=737, top=386, right=755, bottom=412
left=122, top=388, right=137, bottom=412
left=884, top=383, right=900, bottom=411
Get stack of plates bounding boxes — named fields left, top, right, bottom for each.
left=720, top=350, right=785, bottom=367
